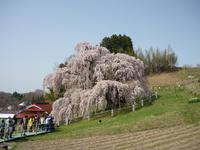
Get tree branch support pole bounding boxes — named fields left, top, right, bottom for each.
left=87, top=114, right=90, bottom=120
left=155, top=91, right=158, bottom=99
left=111, top=109, right=114, bottom=117
left=141, top=99, right=144, bottom=107
left=132, top=103, right=135, bottom=112
left=149, top=93, right=152, bottom=103
left=65, top=117, right=69, bottom=125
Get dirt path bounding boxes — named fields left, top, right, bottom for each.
left=13, top=124, right=200, bottom=150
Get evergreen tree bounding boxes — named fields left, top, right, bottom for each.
left=100, top=34, right=135, bottom=56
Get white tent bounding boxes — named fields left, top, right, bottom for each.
left=0, top=113, right=15, bottom=119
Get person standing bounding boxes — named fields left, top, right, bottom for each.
left=19, top=118, right=23, bottom=136
left=22, top=116, right=28, bottom=136
left=8, top=117, right=14, bottom=138
left=0, top=120, right=5, bottom=139
left=45, top=115, right=50, bottom=131
left=49, top=115, right=54, bottom=131
left=28, top=117, right=33, bottom=132
left=40, top=115, right=45, bottom=131
left=34, top=115, right=39, bottom=134
left=13, top=115, right=17, bottom=134
left=4, top=117, right=11, bottom=139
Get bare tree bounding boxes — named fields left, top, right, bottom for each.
left=136, top=46, right=178, bottom=74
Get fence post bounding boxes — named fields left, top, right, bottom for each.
left=87, top=114, right=90, bottom=120
left=111, top=109, right=114, bottom=117
left=65, top=117, right=69, bottom=125
left=155, top=91, right=158, bottom=99
left=132, top=104, right=135, bottom=112
left=141, top=99, right=144, bottom=107
left=149, top=93, right=152, bottom=103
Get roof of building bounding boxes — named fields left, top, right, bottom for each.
left=0, top=113, right=15, bottom=119
left=18, top=102, right=25, bottom=106
left=16, top=103, right=52, bottom=118
left=30, top=103, right=52, bottom=113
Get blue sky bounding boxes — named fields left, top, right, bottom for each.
left=0, top=0, right=200, bottom=93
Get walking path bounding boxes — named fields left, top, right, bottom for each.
left=0, top=131, right=49, bottom=143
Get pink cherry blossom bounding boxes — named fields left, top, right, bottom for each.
left=43, top=42, right=149, bottom=124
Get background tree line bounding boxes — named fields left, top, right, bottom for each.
left=136, top=46, right=178, bottom=74
left=100, top=34, right=178, bottom=75
left=59, top=34, right=178, bottom=75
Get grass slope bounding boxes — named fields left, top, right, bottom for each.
left=18, top=68, right=199, bottom=142
left=29, top=90, right=198, bottom=141
left=8, top=68, right=200, bottom=150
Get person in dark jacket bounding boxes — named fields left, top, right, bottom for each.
left=8, top=117, right=14, bottom=138
left=0, top=120, right=5, bottom=139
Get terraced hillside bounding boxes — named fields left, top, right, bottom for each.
left=14, top=124, right=200, bottom=150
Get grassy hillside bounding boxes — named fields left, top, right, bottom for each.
left=148, top=68, right=200, bottom=95
left=17, top=68, right=200, bottom=142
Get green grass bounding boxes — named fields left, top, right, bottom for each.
left=11, top=68, right=200, bottom=143
left=21, top=86, right=199, bottom=141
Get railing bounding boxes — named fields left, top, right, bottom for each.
left=0, top=123, right=54, bottom=142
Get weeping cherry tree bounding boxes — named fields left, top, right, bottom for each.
left=43, top=42, right=149, bottom=125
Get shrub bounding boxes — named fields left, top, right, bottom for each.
left=188, top=97, right=200, bottom=104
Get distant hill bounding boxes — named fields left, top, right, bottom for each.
left=0, top=89, right=44, bottom=113
left=22, top=89, right=43, bottom=101
left=0, top=91, right=19, bottom=112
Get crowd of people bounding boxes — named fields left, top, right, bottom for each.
left=0, top=114, right=54, bottom=140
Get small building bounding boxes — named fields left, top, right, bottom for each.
left=16, top=103, right=52, bottom=118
